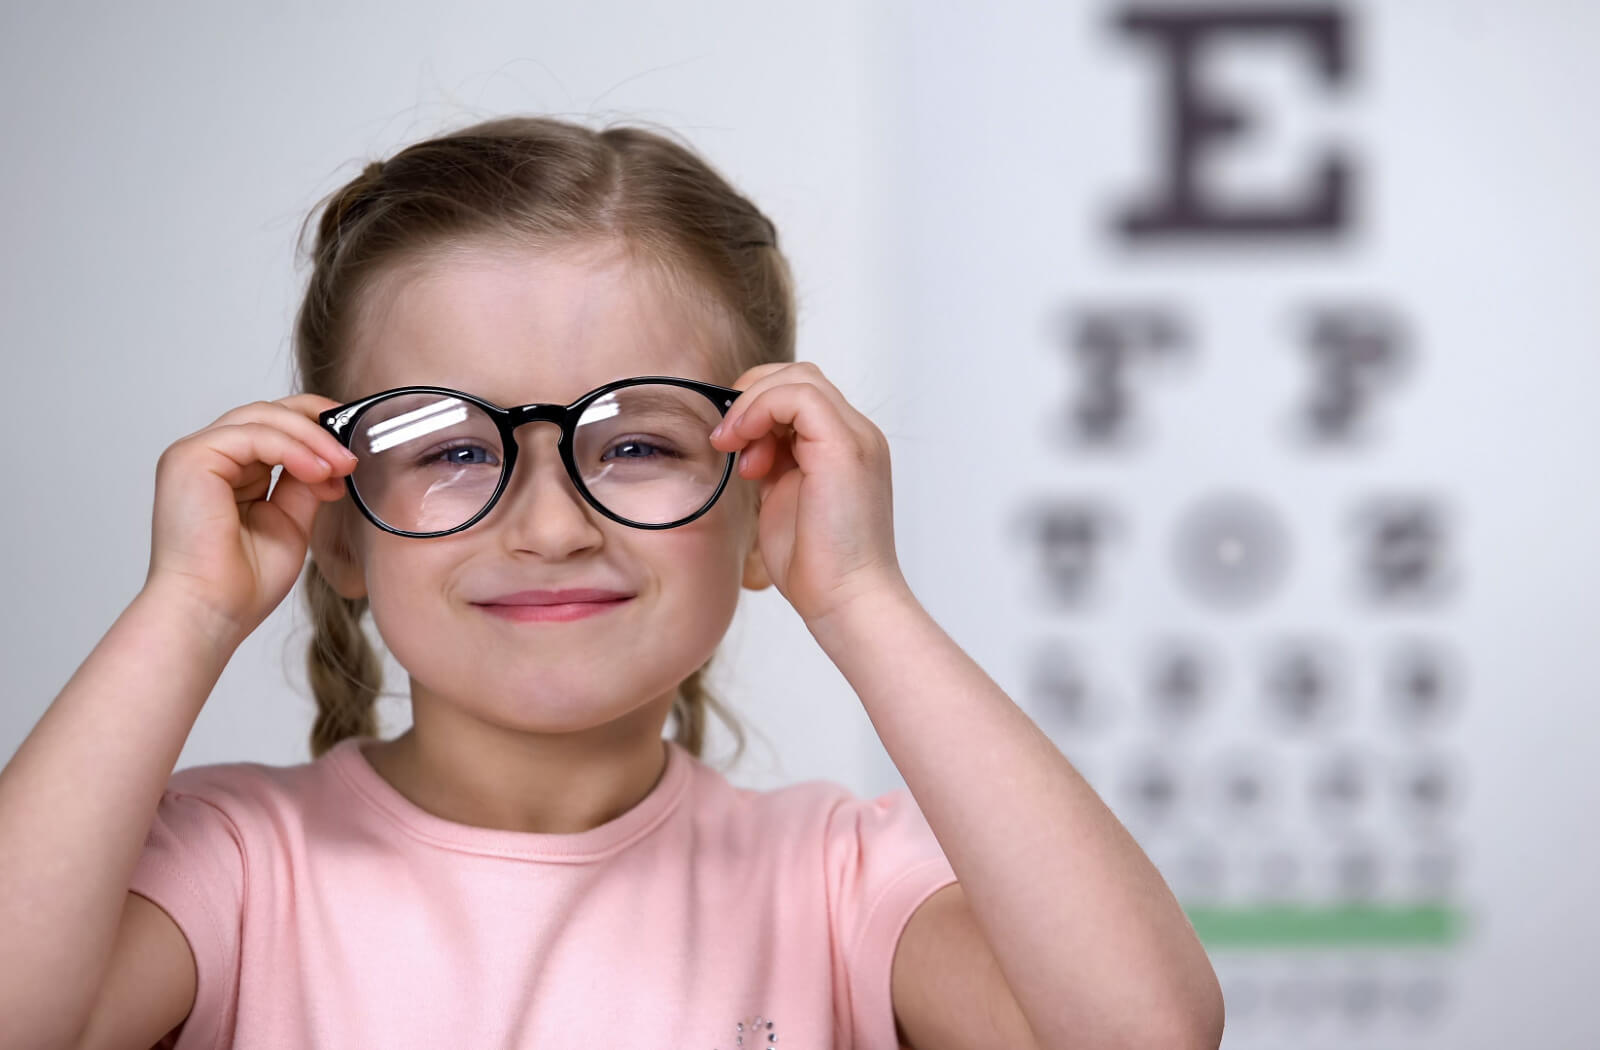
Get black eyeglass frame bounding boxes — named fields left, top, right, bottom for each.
left=318, top=375, right=742, bottom=537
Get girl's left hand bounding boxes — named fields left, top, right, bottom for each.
left=709, top=361, right=909, bottom=627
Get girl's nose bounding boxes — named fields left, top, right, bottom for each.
left=492, top=423, right=605, bottom=556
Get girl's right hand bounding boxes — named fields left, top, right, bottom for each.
left=143, top=394, right=360, bottom=649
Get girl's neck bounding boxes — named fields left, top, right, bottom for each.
left=359, top=717, right=672, bottom=835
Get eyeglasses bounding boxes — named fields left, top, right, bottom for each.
left=317, top=375, right=741, bottom=537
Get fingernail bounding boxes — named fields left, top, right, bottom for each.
left=711, top=420, right=726, bottom=439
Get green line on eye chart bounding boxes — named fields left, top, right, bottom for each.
left=1181, top=903, right=1467, bottom=949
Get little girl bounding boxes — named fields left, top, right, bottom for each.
left=0, top=116, right=1222, bottom=1050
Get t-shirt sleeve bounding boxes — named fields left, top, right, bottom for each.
left=821, top=786, right=959, bottom=1050
left=127, top=780, right=247, bottom=1050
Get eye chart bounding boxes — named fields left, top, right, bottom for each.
left=871, top=3, right=1600, bottom=1047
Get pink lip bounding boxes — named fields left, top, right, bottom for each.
left=472, top=589, right=635, bottom=623
left=477, top=599, right=630, bottom=623
left=480, top=588, right=634, bottom=606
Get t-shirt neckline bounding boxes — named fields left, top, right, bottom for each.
left=326, top=734, right=691, bottom=863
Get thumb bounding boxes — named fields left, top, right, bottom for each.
left=263, top=470, right=341, bottom=547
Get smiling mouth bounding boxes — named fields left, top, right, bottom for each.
left=473, top=597, right=634, bottom=623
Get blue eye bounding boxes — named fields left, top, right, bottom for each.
left=603, top=438, right=680, bottom=461
left=420, top=441, right=499, bottom=467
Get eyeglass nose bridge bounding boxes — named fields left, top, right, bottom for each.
left=492, top=403, right=613, bottom=514
left=504, top=403, right=571, bottom=430
left=498, top=404, right=581, bottom=462
left=485, top=408, right=590, bottom=527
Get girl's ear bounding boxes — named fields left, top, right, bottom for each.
left=309, top=502, right=368, bottom=600
left=741, top=541, right=771, bottom=591
left=740, top=515, right=771, bottom=592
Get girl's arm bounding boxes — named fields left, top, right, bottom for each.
left=710, top=361, right=1223, bottom=1050
left=810, top=583, right=1224, bottom=1050
left=0, top=584, right=237, bottom=1050
left=1, top=392, right=356, bottom=1050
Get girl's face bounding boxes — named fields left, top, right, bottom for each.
left=311, top=238, right=767, bottom=741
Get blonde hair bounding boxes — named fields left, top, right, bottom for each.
left=289, top=115, right=795, bottom=766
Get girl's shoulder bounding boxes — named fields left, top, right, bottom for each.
left=682, top=751, right=935, bottom=854
left=151, top=741, right=343, bottom=834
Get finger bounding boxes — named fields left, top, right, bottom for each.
left=233, top=399, right=361, bottom=467
left=190, top=422, right=346, bottom=493
left=300, top=470, right=351, bottom=503
left=720, top=383, right=853, bottom=465
left=261, top=471, right=327, bottom=542
left=721, top=364, right=814, bottom=424
left=239, top=471, right=344, bottom=547
left=716, top=369, right=857, bottom=449
left=729, top=380, right=844, bottom=441
left=205, top=393, right=337, bottom=429
left=714, top=376, right=789, bottom=450
left=715, top=368, right=788, bottom=444
left=736, top=432, right=783, bottom=479
left=207, top=397, right=359, bottom=469
left=248, top=466, right=345, bottom=509
left=758, top=432, right=800, bottom=488
left=730, top=361, right=850, bottom=412
left=197, top=413, right=353, bottom=482
left=275, top=392, right=346, bottom=415
left=727, top=361, right=795, bottom=392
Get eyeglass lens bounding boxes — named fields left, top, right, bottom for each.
left=345, top=384, right=727, bottom=532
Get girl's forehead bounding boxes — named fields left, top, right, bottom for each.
left=346, top=244, right=732, bottom=400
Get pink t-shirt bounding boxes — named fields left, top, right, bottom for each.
left=129, top=735, right=958, bottom=1049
